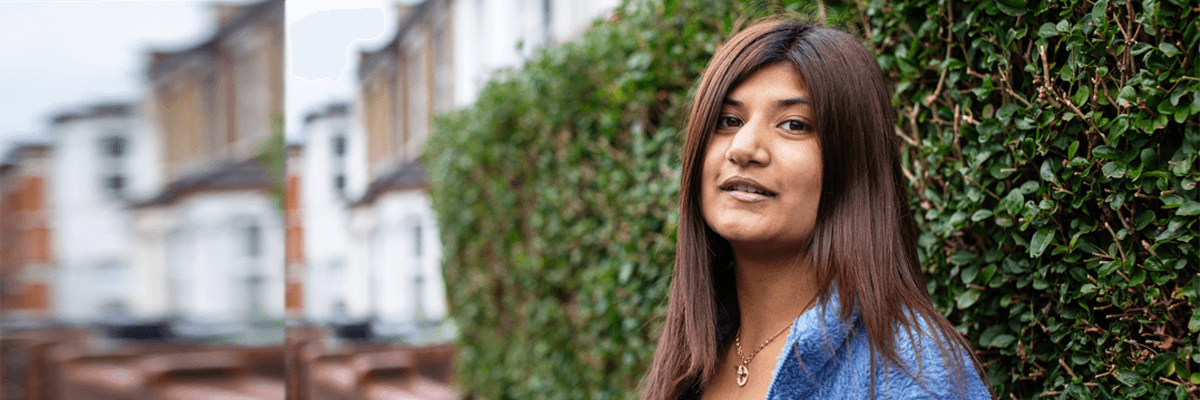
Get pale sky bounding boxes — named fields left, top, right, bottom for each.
left=0, top=0, right=401, bottom=157
left=285, top=0, right=398, bottom=143
left=0, top=1, right=228, bottom=156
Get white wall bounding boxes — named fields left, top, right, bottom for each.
left=130, top=189, right=285, bottom=325
left=130, top=205, right=176, bottom=319
left=300, top=112, right=355, bottom=322
left=375, top=190, right=446, bottom=322
left=345, top=102, right=371, bottom=202
left=50, top=112, right=155, bottom=323
left=452, top=0, right=616, bottom=107
left=170, top=190, right=286, bottom=323
left=343, top=189, right=444, bottom=324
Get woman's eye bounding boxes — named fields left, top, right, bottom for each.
left=717, top=116, right=742, bottom=128
left=779, top=120, right=810, bottom=132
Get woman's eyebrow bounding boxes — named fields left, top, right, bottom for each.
left=777, top=97, right=809, bottom=107
left=721, top=97, right=808, bottom=107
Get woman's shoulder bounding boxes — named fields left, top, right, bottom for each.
left=879, top=312, right=993, bottom=400
left=766, top=302, right=992, bottom=399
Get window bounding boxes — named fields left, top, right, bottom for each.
left=165, top=229, right=187, bottom=319
left=98, top=262, right=127, bottom=318
left=102, top=136, right=126, bottom=157
left=332, top=135, right=346, bottom=157
left=413, top=223, right=422, bottom=257
left=329, top=262, right=346, bottom=317
left=106, top=175, right=125, bottom=192
left=246, top=223, right=261, bottom=257
left=246, top=272, right=265, bottom=319
left=242, top=221, right=264, bottom=319
left=413, top=223, right=424, bottom=321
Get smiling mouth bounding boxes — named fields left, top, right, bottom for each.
left=719, top=177, right=777, bottom=197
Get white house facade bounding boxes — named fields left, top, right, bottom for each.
left=48, top=103, right=162, bottom=323
left=293, top=0, right=618, bottom=344
left=298, top=104, right=356, bottom=323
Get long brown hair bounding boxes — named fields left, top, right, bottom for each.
left=641, top=19, right=990, bottom=399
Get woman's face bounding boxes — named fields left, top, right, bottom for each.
left=700, top=63, right=823, bottom=254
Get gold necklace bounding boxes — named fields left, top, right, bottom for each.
left=733, top=321, right=795, bottom=387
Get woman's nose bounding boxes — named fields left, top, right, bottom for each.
left=725, top=121, right=770, bottom=167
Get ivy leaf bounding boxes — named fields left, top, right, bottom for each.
left=1038, top=23, right=1058, bottom=38
left=979, top=325, right=1014, bottom=348
left=1160, top=43, right=1181, bottom=57
left=1093, top=145, right=1121, bottom=159
left=1132, top=42, right=1154, bottom=56
left=1115, top=369, right=1142, bottom=386
left=1118, top=86, right=1137, bottom=106
left=961, top=265, right=979, bottom=284
left=1102, top=161, right=1127, bottom=178
left=617, top=261, right=634, bottom=284
left=1163, top=194, right=1185, bottom=208
left=997, top=103, right=1022, bottom=124
left=1030, top=227, right=1055, bottom=257
left=1178, top=201, right=1200, bottom=216
left=1135, top=210, right=1156, bottom=230
left=957, top=289, right=982, bottom=309
left=949, top=250, right=977, bottom=266
left=1174, top=157, right=1194, bottom=176
left=1072, top=86, right=1090, bottom=106
left=1110, top=117, right=1130, bottom=139
left=1056, top=19, right=1070, bottom=33
left=990, top=334, right=1015, bottom=348
left=1039, top=160, right=1057, bottom=183
left=995, top=0, right=1027, bottom=15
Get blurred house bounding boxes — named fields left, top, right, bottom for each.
left=294, top=0, right=619, bottom=344
left=2, top=1, right=288, bottom=398
left=0, top=141, right=56, bottom=327
left=452, top=0, right=620, bottom=107
left=47, top=102, right=163, bottom=324
left=336, top=0, right=458, bottom=342
left=129, top=0, right=286, bottom=341
left=295, top=104, right=355, bottom=324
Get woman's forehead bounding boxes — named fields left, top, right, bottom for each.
left=724, top=64, right=810, bottom=106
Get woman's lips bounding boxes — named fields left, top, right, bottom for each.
left=719, top=177, right=776, bottom=201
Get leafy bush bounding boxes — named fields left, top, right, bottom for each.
left=423, top=2, right=725, bottom=397
left=872, top=0, right=1199, bottom=398
left=425, top=0, right=1199, bottom=398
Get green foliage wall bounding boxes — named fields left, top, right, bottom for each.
left=872, top=0, right=1200, bottom=398
left=424, top=0, right=1199, bottom=398
left=424, top=2, right=730, bottom=397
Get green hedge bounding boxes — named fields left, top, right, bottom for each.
left=875, top=0, right=1199, bottom=398
left=424, top=0, right=1199, bottom=398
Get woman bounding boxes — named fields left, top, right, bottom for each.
left=641, top=19, right=993, bottom=399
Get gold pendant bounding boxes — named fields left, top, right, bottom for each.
left=736, top=365, right=749, bottom=387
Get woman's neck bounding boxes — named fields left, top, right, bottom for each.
left=731, top=246, right=818, bottom=346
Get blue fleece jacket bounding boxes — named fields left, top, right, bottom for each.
left=695, top=295, right=993, bottom=399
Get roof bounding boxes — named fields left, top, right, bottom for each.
left=50, top=102, right=134, bottom=125
left=0, top=138, right=53, bottom=167
left=349, top=159, right=428, bottom=207
left=303, top=102, right=350, bottom=124
left=132, top=158, right=273, bottom=208
left=147, top=0, right=284, bottom=81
